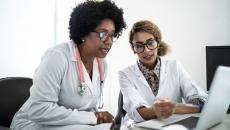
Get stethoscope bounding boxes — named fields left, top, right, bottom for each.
left=75, top=47, right=104, bottom=109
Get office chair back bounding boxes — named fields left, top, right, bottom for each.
left=115, top=91, right=126, bottom=130
left=0, top=77, right=32, bottom=127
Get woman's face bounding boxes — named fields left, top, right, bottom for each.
left=84, top=19, right=115, bottom=58
left=132, top=31, right=158, bottom=67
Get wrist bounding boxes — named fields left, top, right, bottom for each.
left=137, top=106, right=157, bottom=120
left=174, top=104, right=200, bottom=114
left=151, top=107, right=157, bottom=119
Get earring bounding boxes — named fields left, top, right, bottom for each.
left=82, top=38, right=85, bottom=43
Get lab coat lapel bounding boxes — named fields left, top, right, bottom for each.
left=70, top=42, right=95, bottom=95
left=158, top=58, right=167, bottom=95
left=82, top=62, right=94, bottom=95
left=92, top=59, right=100, bottom=90
left=134, top=64, right=153, bottom=92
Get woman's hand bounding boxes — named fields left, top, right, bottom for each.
left=137, top=99, right=175, bottom=120
left=95, top=111, right=115, bottom=129
left=153, top=99, right=176, bottom=119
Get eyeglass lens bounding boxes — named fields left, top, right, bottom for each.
left=133, top=39, right=158, bottom=53
left=94, top=31, right=117, bottom=42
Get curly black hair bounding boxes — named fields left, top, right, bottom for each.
left=69, top=0, right=126, bottom=44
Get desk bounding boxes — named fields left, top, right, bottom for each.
left=121, top=114, right=230, bottom=130
left=0, top=126, right=10, bottom=130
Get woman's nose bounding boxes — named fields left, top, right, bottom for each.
left=103, top=36, right=113, bottom=45
left=143, top=45, right=151, bottom=52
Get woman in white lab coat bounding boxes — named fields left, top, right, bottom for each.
left=10, top=1, right=126, bottom=130
left=119, top=20, right=207, bottom=124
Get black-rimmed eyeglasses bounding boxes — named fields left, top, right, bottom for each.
left=132, top=39, right=158, bottom=54
left=92, top=30, right=118, bottom=43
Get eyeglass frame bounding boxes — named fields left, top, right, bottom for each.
left=132, top=38, right=159, bottom=54
left=92, top=30, right=118, bottom=43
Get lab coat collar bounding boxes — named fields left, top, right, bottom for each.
left=83, top=59, right=100, bottom=96
left=134, top=63, right=153, bottom=93
left=68, top=41, right=77, bottom=62
left=159, top=57, right=167, bottom=84
left=157, top=57, right=167, bottom=96
left=133, top=57, right=168, bottom=97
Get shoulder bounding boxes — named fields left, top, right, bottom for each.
left=43, top=42, right=73, bottom=61
left=119, top=64, right=137, bottom=76
left=39, top=42, right=73, bottom=71
left=46, top=42, right=70, bottom=55
left=160, top=57, right=188, bottom=77
left=160, top=57, right=181, bottom=68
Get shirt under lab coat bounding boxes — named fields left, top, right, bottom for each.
left=119, top=57, right=207, bottom=124
left=10, top=42, right=109, bottom=130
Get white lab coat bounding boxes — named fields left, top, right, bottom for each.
left=119, top=58, right=207, bottom=124
left=10, top=42, right=109, bottom=130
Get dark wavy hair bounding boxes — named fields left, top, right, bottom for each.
left=69, top=0, right=126, bottom=44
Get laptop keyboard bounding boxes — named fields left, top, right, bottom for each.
left=163, top=116, right=199, bottom=130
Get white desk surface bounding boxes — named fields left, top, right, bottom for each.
left=121, top=114, right=230, bottom=130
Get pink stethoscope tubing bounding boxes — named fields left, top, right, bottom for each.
left=75, top=47, right=104, bottom=109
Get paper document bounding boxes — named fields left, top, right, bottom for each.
left=92, top=123, right=112, bottom=130
left=134, top=115, right=191, bottom=129
left=45, top=123, right=112, bottom=130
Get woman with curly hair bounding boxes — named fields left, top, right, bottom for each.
left=10, top=0, right=126, bottom=130
left=119, top=20, right=207, bottom=125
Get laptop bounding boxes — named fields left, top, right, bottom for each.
left=135, top=66, right=230, bottom=130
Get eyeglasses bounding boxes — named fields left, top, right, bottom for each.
left=92, top=30, right=118, bottom=42
left=132, top=39, right=158, bottom=54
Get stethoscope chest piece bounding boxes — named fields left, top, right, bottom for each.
left=79, top=82, right=88, bottom=95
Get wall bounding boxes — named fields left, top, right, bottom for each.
left=0, top=0, right=55, bottom=78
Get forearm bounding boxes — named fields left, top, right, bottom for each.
left=174, top=105, right=200, bottom=114
left=28, top=101, right=97, bottom=125
left=137, top=107, right=157, bottom=120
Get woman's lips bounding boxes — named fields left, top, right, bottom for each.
left=143, top=54, right=154, bottom=60
left=100, top=48, right=110, bottom=54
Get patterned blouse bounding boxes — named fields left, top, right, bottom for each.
left=137, top=57, right=161, bottom=96
left=137, top=57, right=204, bottom=109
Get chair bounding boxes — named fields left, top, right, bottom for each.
left=114, top=91, right=127, bottom=130
left=0, top=77, right=32, bottom=128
